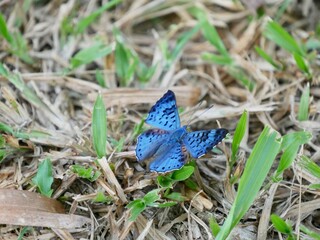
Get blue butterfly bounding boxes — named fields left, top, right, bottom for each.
left=135, top=90, right=228, bottom=173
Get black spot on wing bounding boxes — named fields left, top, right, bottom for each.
left=183, top=128, right=228, bottom=158
left=150, top=144, right=187, bottom=173
left=145, top=90, right=180, bottom=130
left=135, top=129, right=169, bottom=161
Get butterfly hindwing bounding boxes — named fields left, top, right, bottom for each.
left=135, top=129, right=170, bottom=162
left=149, top=143, right=188, bottom=172
left=183, top=128, right=228, bottom=158
left=145, top=90, right=180, bottom=131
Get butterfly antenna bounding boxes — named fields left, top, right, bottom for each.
left=185, top=102, right=215, bottom=127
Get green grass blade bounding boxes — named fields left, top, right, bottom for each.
left=216, top=126, right=282, bottom=240
left=92, top=94, right=107, bottom=158
left=298, top=155, right=320, bottom=179
left=114, top=29, right=138, bottom=86
left=170, top=24, right=200, bottom=62
left=255, top=46, right=282, bottom=70
left=0, top=13, right=13, bottom=44
left=11, top=31, right=33, bottom=64
left=95, top=70, right=106, bottom=88
left=275, top=131, right=312, bottom=178
left=70, top=42, right=113, bottom=69
left=300, top=225, right=320, bottom=240
left=75, top=0, right=122, bottom=34
left=271, top=214, right=293, bottom=235
left=32, top=158, right=54, bottom=197
left=274, top=0, right=293, bottom=21
left=264, top=21, right=305, bottom=56
left=0, top=64, right=53, bottom=112
left=209, top=217, right=221, bottom=237
left=189, top=7, right=229, bottom=56
left=281, top=131, right=312, bottom=150
left=227, top=66, right=255, bottom=92
left=297, top=84, right=310, bottom=121
left=293, top=53, right=311, bottom=78
left=201, top=53, right=233, bottom=65
left=231, top=110, right=247, bottom=166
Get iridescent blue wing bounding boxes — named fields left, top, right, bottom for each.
left=149, top=143, right=188, bottom=173
left=135, top=129, right=170, bottom=162
left=183, top=128, right=228, bottom=158
left=145, top=90, right=180, bottom=131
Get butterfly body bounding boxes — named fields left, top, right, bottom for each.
left=135, top=90, right=228, bottom=173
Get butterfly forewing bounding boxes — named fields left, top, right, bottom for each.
left=136, top=129, right=170, bottom=162
left=145, top=90, right=180, bottom=131
left=183, top=128, right=228, bottom=158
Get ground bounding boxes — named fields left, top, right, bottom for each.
left=0, top=0, right=320, bottom=239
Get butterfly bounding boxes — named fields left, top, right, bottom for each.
left=135, top=90, right=228, bottom=173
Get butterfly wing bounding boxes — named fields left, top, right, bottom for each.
left=183, top=128, right=228, bottom=158
left=149, top=143, right=188, bottom=173
left=145, top=90, right=180, bottom=131
left=135, top=129, right=170, bottom=162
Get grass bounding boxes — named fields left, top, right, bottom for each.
left=0, top=1, right=319, bottom=239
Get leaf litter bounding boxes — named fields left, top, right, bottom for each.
left=0, top=0, right=320, bottom=239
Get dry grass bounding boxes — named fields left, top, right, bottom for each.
left=0, top=0, right=320, bottom=239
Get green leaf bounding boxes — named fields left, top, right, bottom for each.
left=71, top=165, right=101, bottom=182
left=0, top=63, right=9, bottom=77
left=216, top=126, right=282, bottom=239
left=93, top=192, right=112, bottom=203
left=231, top=110, right=247, bottom=166
left=227, top=66, right=255, bottom=92
left=209, top=217, right=220, bottom=237
left=264, top=20, right=305, bottom=56
left=271, top=214, right=293, bottom=234
left=201, top=53, right=233, bottom=65
left=18, top=227, right=32, bottom=240
left=170, top=24, right=200, bottom=62
left=132, top=119, right=145, bottom=140
left=293, top=53, right=311, bottom=78
left=157, top=175, right=174, bottom=188
left=200, top=18, right=229, bottom=56
left=127, top=199, right=146, bottom=221
left=298, top=155, right=320, bottom=179
left=184, top=178, right=198, bottom=190
left=75, top=0, right=122, bottom=34
left=189, top=7, right=228, bottom=56
left=92, top=94, right=107, bottom=158
left=0, top=13, right=13, bottom=44
left=95, top=70, right=106, bottom=88
left=308, top=183, right=320, bottom=190
left=275, top=142, right=300, bottom=177
left=297, top=84, right=310, bottom=121
left=276, top=131, right=312, bottom=177
left=156, top=201, right=177, bottom=208
left=70, top=42, right=113, bottom=69
left=281, top=131, right=312, bottom=150
left=114, top=29, right=138, bottom=86
left=136, top=62, right=157, bottom=83
left=32, top=158, right=54, bottom=197
left=255, top=46, right=282, bottom=69
left=143, top=189, right=161, bottom=205
left=10, top=31, right=33, bottom=64
left=300, top=225, right=320, bottom=240
left=171, top=166, right=194, bottom=181
left=165, top=192, right=186, bottom=202
left=274, top=0, right=292, bottom=21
